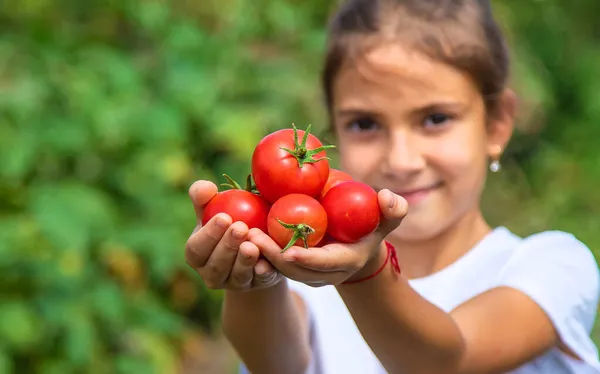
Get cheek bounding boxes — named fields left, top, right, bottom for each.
left=429, top=133, right=488, bottom=191
left=338, top=141, right=382, bottom=179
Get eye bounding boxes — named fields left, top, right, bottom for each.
left=423, top=113, right=452, bottom=129
left=346, top=117, right=380, bottom=132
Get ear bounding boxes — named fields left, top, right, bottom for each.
left=487, top=88, right=517, bottom=158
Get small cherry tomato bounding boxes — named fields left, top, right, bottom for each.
left=320, top=168, right=353, bottom=199
left=252, top=124, right=336, bottom=203
left=267, top=194, right=328, bottom=252
left=320, top=181, right=381, bottom=243
left=202, top=174, right=270, bottom=232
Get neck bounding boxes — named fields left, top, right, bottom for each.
left=390, top=209, right=492, bottom=279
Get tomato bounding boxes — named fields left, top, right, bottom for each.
left=320, top=181, right=381, bottom=243
left=267, top=194, right=328, bottom=252
left=320, top=168, right=353, bottom=198
left=252, top=124, right=336, bottom=203
left=201, top=174, right=270, bottom=232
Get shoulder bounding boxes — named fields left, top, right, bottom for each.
left=499, top=229, right=599, bottom=297
left=496, top=229, right=600, bottom=333
left=501, top=230, right=599, bottom=288
left=490, top=230, right=600, bottom=367
left=519, top=229, right=594, bottom=254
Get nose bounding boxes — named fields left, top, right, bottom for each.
left=383, top=130, right=426, bottom=177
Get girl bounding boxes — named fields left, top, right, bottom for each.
left=185, top=0, right=600, bottom=373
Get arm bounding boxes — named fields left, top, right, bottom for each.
left=184, top=181, right=312, bottom=374
left=336, top=230, right=600, bottom=374
left=336, top=246, right=465, bottom=373
left=337, top=255, right=557, bottom=374
left=222, top=280, right=311, bottom=374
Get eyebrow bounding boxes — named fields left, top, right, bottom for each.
left=413, top=101, right=469, bottom=115
left=336, top=108, right=379, bottom=118
left=336, top=101, right=469, bottom=118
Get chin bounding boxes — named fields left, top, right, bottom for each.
left=388, top=214, right=449, bottom=243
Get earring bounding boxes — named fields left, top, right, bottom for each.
left=489, top=159, right=501, bottom=173
left=489, top=145, right=502, bottom=173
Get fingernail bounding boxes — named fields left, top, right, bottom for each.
left=259, top=270, right=272, bottom=278
left=216, top=216, right=229, bottom=228
left=386, top=190, right=396, bottom=209
left=239, top=247, right=251, bottom=259
left=188, top=182, right=198, bottom=200
left=232, top=229, right=245, bottom=239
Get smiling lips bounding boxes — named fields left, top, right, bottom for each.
left=391, top=182, right=443, bottom=205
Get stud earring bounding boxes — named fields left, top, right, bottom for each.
left=489, top=159, right=501, bottom=173
left=489, top=145, right=502, bottom=173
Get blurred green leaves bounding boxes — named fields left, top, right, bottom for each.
left=30, top=183, right=116, bottom=250
left=0, top=301, right=40, bottom=351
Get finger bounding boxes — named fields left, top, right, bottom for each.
left=281, top=265, right=348, bottom=284
left=185, top=213, right=232, bottom=268
left=252, top=258, right=282, bottom=287
left=247, top=227, right=265, bottom=241
left=254, top=258, right=276, bottom=276
left=202, top=221, right=249, bottom=286
left=282, top=244, right=361, bottom=272
left=248, top=231, right=347, bottom=283
left=227, top=241, right=260, bottom=289
left=188, top=180, right=219, bottom=223
left=248, top=230, right=285, bottom=261
left=372, top=189, right=409, bottom=242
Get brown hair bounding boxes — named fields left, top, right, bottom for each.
left=322, top=0, right=510, bottom=120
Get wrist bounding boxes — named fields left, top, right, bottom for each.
left=344, top=241, right=388, bottom=283
left=225, top=277, right=287, bottom=302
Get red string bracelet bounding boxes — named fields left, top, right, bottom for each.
left=342, top=241, right=401, bottom=285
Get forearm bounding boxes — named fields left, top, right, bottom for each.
left=336, top=249, right=465, bottom=374
left=222, top=280, right=311, bottom=374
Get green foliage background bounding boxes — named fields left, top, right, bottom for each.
left=0, top=0, right=598, bottom=372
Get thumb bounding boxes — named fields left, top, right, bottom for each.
left=188, top=180, right=219, bottom=224
left=373, top=189, right=408, bottom=241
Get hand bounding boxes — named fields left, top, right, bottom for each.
left=248, top=189, right=408, bottom=287
left=185, top=180, right=282, bottom=291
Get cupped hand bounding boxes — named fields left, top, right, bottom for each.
left=248, top=189, right=408, bottom=287
left=185, top=180, right=282, bottom=291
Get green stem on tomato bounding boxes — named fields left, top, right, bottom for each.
left=220, top=173, right=261, bottom=194
left=279, top=124, right=336, bottom=168
left=246, top=174, right=261, bottom=194
left=277, top=218, right=316, bottom=253
left=220, top=174, right=243, bottom=190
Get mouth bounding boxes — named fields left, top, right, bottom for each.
left=389, top=182, right=443, bottom=204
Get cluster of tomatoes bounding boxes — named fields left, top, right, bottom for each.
left=202, top=125, right=382, bottom=252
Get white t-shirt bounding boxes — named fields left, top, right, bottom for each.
left=239, top=227, right=600, bottom=373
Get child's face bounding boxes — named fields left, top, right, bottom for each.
left=331, top=43, right=513, bottom=242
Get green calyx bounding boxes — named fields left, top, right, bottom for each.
left=280, top=124, right=336, bottom=168
left=220, top=173, right=260, bottom=194
left=277, top=218, right=315, bottom=253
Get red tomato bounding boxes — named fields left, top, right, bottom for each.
left=320, top=181, right=381, bottom=243
left=202, top=190, right=270, bottom=232
left=201, top=175, right=270, bottom=232
left=320, top=169, right=353, bottom=198
left=252, top=124, right=335, bottom=203
left=267, top=194, right=328, bottom=252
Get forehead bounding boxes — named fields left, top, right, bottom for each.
left=332, top=44, right=481, bottom=110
